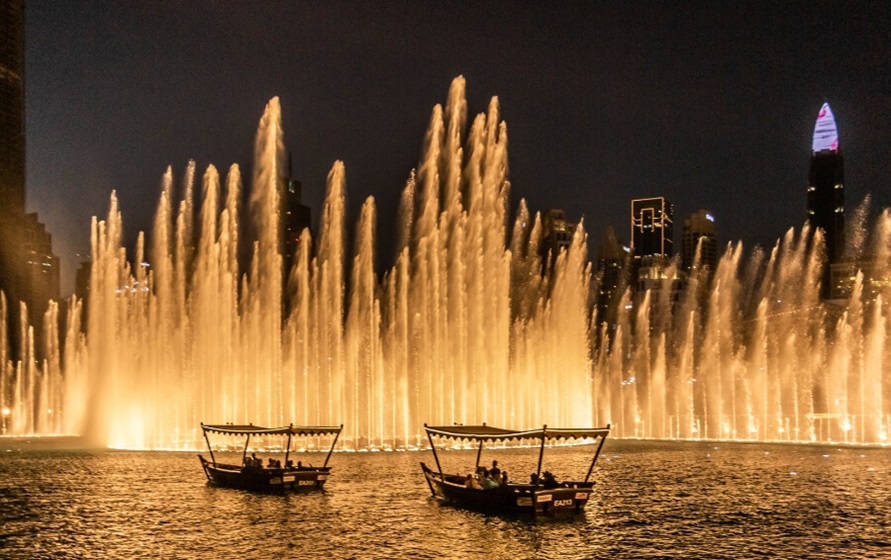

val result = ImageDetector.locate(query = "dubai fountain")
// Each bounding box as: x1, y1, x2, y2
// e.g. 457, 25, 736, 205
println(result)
0, 77, 888, 448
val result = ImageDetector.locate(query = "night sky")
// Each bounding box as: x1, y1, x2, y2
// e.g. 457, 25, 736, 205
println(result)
24, 1, 891, 294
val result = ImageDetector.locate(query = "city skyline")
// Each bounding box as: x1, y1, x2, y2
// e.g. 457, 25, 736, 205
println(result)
22, 2, 891, 293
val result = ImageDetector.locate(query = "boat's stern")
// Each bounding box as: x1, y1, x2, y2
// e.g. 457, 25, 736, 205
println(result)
531, 485, 593, 515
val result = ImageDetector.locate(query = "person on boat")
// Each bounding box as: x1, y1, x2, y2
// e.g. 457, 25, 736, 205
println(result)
499, 471, 509, 488
542, 471, 559, 489
489, 460, 501, 480
267, 458, 276, 469
530, 472, 540, 486
467, 474, 483, 490
247, 453, 260, 470
482, 478, 498, 490
285, 459, 294, 469
480, 471, 499, 490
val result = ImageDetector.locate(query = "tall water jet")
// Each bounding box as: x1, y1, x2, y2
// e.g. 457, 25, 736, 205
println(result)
44, 80, 593, 449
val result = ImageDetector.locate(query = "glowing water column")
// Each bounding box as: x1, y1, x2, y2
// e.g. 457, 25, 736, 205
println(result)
74, 78, 594, 449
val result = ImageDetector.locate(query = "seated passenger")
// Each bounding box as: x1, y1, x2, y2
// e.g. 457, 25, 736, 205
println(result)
285, 460, 294, 469
542, 471, 559, 489
499, 471, 509, 488
469, 474, 483, 490
530, 472, 540, 486
481, 475, 499, 490
247, 453, 260, 470
489, 460, 501, 480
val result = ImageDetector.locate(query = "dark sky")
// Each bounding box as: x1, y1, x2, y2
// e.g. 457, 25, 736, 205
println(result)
25, 1, 891, 294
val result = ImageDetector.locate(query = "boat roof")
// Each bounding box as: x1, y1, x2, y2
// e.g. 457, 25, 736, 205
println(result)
201, 423, 343, 437
424, 424, 610, 442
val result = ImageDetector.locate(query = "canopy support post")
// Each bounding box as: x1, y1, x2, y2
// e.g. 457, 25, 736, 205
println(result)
201, 423, 217, 467
284, 424, 293, 468
475, 439, 485, 472
425, 424, 444, 479
584, 424, 610, 483
535, 424, 548, 479
323, 424, 343, 468
243, 434, 251, 466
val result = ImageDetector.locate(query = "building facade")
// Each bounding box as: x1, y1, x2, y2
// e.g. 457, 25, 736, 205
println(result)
595, 225, 630, 335
540, 208, 575, 272
681, 209, 718, 276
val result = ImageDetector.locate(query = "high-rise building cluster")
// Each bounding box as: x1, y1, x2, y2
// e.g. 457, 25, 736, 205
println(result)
541, 100, 881, 336
0, 0, 59, 355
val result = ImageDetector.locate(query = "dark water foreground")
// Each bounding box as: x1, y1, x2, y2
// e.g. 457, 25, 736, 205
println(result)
1, 439, 888, 559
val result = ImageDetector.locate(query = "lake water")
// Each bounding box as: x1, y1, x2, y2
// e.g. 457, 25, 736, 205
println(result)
1, 439, 889, 559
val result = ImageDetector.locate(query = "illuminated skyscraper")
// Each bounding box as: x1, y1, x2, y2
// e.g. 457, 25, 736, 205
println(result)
631, 196, 673, 264
807, 103, 845, 299
630, 197, 680, 327
807, 103, 845, 265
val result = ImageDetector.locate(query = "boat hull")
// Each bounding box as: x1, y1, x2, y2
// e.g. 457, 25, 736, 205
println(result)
420, 462, 593, 516
199, 455, 329, 492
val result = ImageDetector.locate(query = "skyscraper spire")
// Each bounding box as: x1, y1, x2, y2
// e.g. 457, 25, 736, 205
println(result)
812, 102, 839, 153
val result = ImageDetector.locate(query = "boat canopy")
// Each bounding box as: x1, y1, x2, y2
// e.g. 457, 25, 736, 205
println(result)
201, 423, 343, 437
424, 424, 610, 443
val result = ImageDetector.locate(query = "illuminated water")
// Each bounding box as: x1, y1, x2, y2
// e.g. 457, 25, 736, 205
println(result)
0, 76, 889, 447
1, 440, 888, 559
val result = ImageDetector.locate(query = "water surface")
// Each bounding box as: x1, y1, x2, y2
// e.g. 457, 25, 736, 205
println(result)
1, 440, 888, 559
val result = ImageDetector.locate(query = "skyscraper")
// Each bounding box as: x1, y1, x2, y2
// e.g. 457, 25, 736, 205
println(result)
280, 152, 312, 277
0, 0, 59, 358
630, 197, 680, 328
807, 103, 845, 266
681, 209, 718, 275
0, 0, 26, 312
0, 0, 24, 217
540, 208, 574, 272
281, 176, 311, 272
595, 225, 629, 335
631, 196, 673, 265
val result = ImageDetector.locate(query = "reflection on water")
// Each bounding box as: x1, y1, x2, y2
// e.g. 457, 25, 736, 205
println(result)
1, 441, 889, 559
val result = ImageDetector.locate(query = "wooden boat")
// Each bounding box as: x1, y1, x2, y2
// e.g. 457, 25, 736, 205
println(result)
420, 423, 610, 516
198, 423, 342, 492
